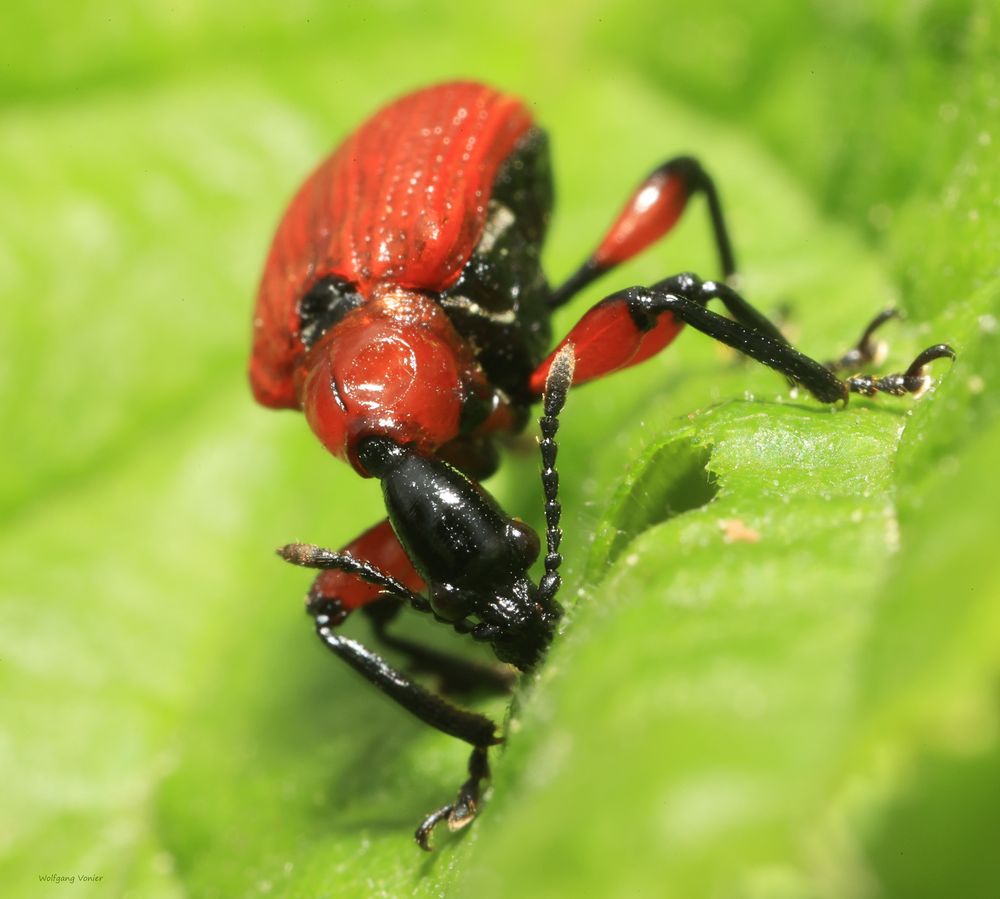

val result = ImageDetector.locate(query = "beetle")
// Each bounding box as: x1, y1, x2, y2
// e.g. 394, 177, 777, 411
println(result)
250, 81, 953, 849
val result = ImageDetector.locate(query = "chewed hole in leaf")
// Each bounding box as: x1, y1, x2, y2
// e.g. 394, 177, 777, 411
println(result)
586, 437, 717, 577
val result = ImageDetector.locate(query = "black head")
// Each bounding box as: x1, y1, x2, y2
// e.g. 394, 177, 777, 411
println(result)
358, 437, 560, 669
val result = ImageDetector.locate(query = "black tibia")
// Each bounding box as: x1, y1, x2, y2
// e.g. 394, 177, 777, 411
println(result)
416, 745, 491, 851
673, 156, 737, 280
309, 597, 500, 748
657, 273, 789, 346
550, 156, 737, 309
538, 344, 575, 604
620, 274, 954, 402
362, 598, 516, 695
828, 308, 899, 372
309, 594, 500, 851
621, 276, 846, 402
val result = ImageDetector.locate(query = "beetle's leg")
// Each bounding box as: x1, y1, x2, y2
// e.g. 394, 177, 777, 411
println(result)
362, 597, 516, 695
284, 521, 510, 692
531, 274, 954, 402
415, 745, 490, 851
826, 308, 899, 373
551, 156, 736, 308
842, 343, 957, 397
308, 595, 500, 850
308, 596, 499, 745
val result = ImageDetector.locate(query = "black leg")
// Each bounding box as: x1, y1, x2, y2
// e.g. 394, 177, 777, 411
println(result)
361, 598, 516, 695
415, 745, 490, 851
551, 156, 738, 309
655, 272, 791, 346
625, 275, 954, 402
827, 308, 899, 372
309, 597, 499, 745
842, 343, 956, 396
308, 597, 500, 850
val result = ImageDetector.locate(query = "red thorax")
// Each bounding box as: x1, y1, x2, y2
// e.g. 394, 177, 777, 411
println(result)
296, 285, 493, 474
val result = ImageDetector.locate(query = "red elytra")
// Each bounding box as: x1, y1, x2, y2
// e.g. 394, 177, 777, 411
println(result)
250, 82, 533, 412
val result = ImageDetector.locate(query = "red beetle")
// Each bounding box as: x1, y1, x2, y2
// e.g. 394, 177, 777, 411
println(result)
250, 81, 953, 849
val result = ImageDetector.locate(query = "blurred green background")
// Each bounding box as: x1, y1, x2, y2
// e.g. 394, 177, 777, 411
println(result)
2, 2, 998, 897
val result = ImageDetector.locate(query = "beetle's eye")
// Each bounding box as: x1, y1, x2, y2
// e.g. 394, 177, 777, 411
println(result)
507, 518, 540, 568
429, 583, 473, 622
298, 277, 363, 348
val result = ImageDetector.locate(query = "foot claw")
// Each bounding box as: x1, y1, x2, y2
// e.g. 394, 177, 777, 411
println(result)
829, 308, 900, 372
413, 745, 490, 851
415, 805, 453, 852
846, 341, 956, 397
905, 343, 956, 378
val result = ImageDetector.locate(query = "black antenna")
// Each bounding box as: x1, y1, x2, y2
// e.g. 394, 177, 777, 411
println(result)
537, 344, 575, 603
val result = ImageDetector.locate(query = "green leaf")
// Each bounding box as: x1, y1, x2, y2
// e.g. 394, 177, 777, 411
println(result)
4, 3, 997, 898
